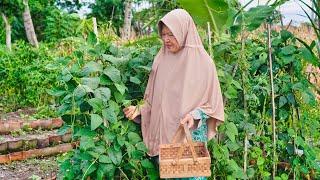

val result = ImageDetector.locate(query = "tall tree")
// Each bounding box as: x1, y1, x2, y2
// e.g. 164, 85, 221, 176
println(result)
122, 0, 133, 40
55, 0, 83, 13
1, 12, 11, 51
89, 0, 125, 36
22, 0, 39, 48
132, 0, 179, 36
0, 0, 22, 50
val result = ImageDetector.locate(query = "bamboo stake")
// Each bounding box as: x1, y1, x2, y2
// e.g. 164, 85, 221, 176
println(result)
92, 17, 99, 42
207, 22, 212, 57
267, 22, 277, 179
242, 71, 248, 174
317, 0, 320, 59
279, 7, 284, 30
238, 9, 248, 174
241, 36, 248, 175
292, 107, 296, 180
290, 67, 298, 180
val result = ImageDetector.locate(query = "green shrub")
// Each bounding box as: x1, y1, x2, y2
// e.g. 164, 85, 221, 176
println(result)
51, 35, 161, 179
0, 41, 58, 112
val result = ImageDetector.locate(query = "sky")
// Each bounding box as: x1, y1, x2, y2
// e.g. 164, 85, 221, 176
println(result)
77, 0, 314, 25
240, 0, 313, 25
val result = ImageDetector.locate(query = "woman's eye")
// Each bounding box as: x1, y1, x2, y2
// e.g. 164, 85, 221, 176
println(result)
161, 33, 174, 38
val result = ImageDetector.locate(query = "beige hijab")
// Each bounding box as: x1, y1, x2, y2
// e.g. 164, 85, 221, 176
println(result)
140, 9, 224, 156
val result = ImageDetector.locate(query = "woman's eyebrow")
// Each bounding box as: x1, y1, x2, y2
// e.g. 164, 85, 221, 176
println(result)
162, 32, 173, 35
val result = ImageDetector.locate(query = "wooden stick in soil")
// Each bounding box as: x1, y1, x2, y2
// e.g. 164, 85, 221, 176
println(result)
207, 22, 213, 57
292, 107, 296, 180
317, 0, 320, 59
279, 6, 284, 30
241, 46, 248, 175
207, 21, 216, 180
238, 9, 248, 174
242, 71, 248, 174
92, 17, 99, 42
267, 22, 277, 179
290, 68, 298, 179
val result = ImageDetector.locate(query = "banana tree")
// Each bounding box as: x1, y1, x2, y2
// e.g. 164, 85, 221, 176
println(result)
177, 0, 238, 39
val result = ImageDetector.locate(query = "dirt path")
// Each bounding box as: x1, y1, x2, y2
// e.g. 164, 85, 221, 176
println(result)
0, 156, 58, 180
0, 109, 63, 179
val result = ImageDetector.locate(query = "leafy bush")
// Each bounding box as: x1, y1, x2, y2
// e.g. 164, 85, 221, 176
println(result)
0, 41, 58, 112
210, 29, 320, 179
51, 35, 161, 179
49, 27, 320, 179
42, 8, 81, 42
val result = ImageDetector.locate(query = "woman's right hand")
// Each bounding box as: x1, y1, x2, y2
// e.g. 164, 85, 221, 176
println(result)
123, 106, 141, 120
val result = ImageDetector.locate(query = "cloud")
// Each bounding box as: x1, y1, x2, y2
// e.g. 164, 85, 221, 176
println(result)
240, 0, 313, 25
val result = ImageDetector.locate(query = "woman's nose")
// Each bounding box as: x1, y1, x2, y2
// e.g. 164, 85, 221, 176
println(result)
163, 37, 170, 43
162, 35, 170, 42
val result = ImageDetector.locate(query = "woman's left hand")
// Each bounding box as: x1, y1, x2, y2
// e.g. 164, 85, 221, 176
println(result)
180, 113, 194, 129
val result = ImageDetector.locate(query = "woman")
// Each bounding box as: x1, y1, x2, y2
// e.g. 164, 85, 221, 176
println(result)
123, 9, 224, 179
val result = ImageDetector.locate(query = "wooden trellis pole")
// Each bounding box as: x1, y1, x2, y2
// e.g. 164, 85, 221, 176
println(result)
267, 22, 277, 179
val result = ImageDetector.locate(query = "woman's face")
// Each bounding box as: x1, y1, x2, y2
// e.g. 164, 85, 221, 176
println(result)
161, 25, 181, 53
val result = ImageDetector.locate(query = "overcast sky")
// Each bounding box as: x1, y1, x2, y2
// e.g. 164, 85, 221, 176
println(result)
78, 0, 313, 25
240, 0, 313, 25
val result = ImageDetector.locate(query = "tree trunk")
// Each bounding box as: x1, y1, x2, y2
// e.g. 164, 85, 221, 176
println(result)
122, 0, 132, 40
22, 0, 38, 48
1, 13, 11, 51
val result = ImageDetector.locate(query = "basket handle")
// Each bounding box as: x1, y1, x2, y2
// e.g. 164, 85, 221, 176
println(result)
171, 123, 198, 164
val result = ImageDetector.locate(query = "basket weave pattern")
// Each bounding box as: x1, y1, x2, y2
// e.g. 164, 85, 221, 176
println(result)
159, 124, 211, 178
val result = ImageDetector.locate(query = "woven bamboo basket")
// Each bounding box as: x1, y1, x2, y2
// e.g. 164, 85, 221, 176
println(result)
159, 124, 211, 178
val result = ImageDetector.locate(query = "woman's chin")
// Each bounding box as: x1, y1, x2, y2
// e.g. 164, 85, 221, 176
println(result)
168, 48, 179, 53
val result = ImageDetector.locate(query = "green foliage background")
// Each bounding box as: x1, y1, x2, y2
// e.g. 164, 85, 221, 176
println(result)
0, 0, 319, 179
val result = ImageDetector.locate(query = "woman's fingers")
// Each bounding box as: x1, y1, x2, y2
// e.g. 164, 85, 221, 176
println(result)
123, 106, 132, 114
180, 117, 187, 124
180, 117, 190, 127
188, 118, 194, 128
124, 109, 131, 117
128, 110, 138, 120
127, 109, 135, 120
180, 114, 194, 128
127, 110, 135, 119
124, 106, 138, 120
123, 106, 136, 119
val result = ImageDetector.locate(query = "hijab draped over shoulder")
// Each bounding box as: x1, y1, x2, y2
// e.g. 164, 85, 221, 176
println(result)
140, 9, 224, 156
